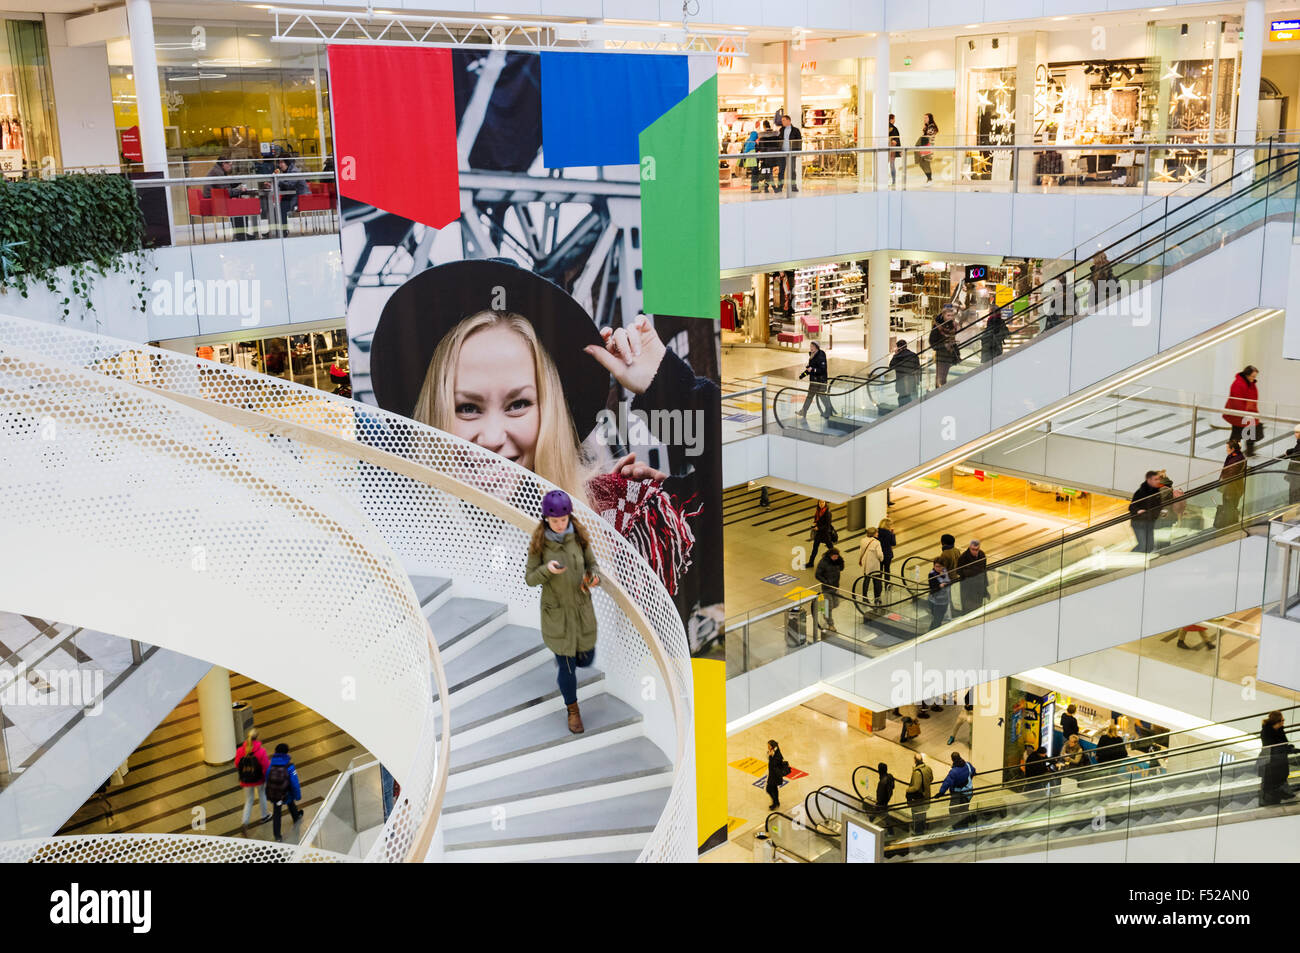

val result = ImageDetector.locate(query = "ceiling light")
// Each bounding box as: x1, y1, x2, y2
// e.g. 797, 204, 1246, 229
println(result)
966, 24, 979, 29
1150, 7, 1166, 11
1052, 15, 1069, 20
489, 14, 509, 19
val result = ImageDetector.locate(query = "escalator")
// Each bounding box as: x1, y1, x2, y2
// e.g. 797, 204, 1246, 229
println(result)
733, 152, 1296, 494
762, 705, 1300, 862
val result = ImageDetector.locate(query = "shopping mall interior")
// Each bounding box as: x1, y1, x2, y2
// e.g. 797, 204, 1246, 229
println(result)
2, 0, 1300, 885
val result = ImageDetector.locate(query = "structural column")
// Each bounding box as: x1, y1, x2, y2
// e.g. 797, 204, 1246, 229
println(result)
125, 0, 168, 173
868, 249, 891, 364
874, 31, 890, 189
197, 666, 236, 765
1235, 0, 1266, 180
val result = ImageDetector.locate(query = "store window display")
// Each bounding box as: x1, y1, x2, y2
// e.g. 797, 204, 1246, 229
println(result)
192, 326, 348, 393
957, 34, 1017, 183
0, 18, 60, 175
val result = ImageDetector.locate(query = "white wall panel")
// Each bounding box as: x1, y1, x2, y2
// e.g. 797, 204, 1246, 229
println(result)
918, 370, 992, 463
1072, 195, 1143, 254
741, 200, 794, 269
989, 327, 1070, 429
928, 0, 980, 27
897, 191, 957, 252
982, 600, 1061, 676
854, 401, 921, 489
767, 433, 800, 482
1057, 571, 1144, 658
884, 0, 929, 31
1009, 193, 1072, 258
833, 192, 877, 256
1159, 229, 1265, 350
953, 193, 1013, 256
1065, 642, 1140, 697
985, 0, 1044, 20
806, 0, 853, 29
283, 234, 346, 326
190, 241, 290, 336
1141, 538, 1241, 636
1124, 825, 1217, 863
1258, 613, 1300, 694
719, 203, 747, 272
760, 0, 806, 26
789, 195, 842, 261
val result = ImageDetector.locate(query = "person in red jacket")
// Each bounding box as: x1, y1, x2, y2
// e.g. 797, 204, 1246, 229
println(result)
235, 729, 271, 835
1223, 365, 1261, 457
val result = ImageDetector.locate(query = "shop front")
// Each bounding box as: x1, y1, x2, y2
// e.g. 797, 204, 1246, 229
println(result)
166, 323, 350, 395
0, 17, 60, 176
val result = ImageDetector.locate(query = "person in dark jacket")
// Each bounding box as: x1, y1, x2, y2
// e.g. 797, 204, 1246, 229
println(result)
906, 754, 933, 833
889, 338, 921, 406
936, 533, 959, 575
1023, 745, 1051, 792
774, 112, 802, 193
766, 739, 788, 809
525, 490, 601, 735
980, 308, 1010, 363
1128, 469, 1164, 553
1060, 704, 1079, 744
888, 114, 901, 186
797, 341, 834, 418
1259, 710, 1296, 805
927, 559, 952, 630
954, 539, 988, 616
265, 743, 304, 842
1286, 424, 1300, 505
938, 752, 976, 828
1093, 723, 1128, 767
877, 518, 897, 587
1216, 439, 1247, 529
755, 120, 780, 192
930, 308, 961, 387
1223, 365, 1261, 457
814, 547, 844, 633
805, 500, 835, 568
874, 762, 895, 817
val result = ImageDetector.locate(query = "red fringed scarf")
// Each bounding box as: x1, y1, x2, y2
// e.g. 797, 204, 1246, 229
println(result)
585, 473, 700, 596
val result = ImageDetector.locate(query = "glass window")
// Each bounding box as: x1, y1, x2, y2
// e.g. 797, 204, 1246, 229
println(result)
0, 18, 61, 174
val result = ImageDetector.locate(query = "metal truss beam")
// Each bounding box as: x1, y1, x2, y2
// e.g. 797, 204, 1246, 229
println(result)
267, 6, 748, 56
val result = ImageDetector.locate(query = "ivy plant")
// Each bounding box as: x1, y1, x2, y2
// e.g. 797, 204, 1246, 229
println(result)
0, 173, 151, 320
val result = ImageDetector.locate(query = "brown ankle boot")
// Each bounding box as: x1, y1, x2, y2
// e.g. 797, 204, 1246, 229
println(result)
566, 702, 584, 734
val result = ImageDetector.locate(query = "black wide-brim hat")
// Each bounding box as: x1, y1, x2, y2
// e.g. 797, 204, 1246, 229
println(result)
370, 259, 609, 435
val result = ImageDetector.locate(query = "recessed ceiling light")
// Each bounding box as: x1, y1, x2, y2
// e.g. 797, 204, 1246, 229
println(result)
1051, 15, 1069, 20
966, 24, 979, 29
657, 22, 671, 27
1150, 7, 1166, 11
489, 14, 509, 19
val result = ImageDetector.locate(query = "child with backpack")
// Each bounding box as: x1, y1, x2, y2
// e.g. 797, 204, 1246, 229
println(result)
265, 743, 304, 842
235, 730, 271, 836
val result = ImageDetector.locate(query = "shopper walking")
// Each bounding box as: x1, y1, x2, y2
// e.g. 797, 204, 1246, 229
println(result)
235, 729, 271, 836
1223, 365, 1262, 457
814, 547, 844, 634
980, 307, 1010, 364
755, 119, 780, 192
859, 526, 886, 604
889, 338, 921, 407
265, 742, 304, 842
877, 517, 897, 585
1215, 438, 1248, 529
906, 753, 933, 834
1089, 250, 1115, 310
930, 308, 961, 387
955, 539, 989, 616
774, 112, 802, 193
1258, 710, 1297, 806
805, 500, 836, 568
741, 127, 760, 192
888, 114, 902, 186
927, 559, 952, 630
797, 341, 834, 418
1284, 424, 1300, 505
525, 489, 601, 734
874, 762, 896, 817
938, 752, 977, 828
1128, 469, 1164, 553
916, 113, 938, 184
766, 739, 790, 809
946, 701, 973, 747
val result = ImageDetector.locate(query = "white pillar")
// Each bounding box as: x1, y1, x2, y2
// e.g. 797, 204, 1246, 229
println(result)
874, 31, 890, 189
125, 0, 167, 173
864, 489, 889, 527
1235, 0, 1266, 180
972, 679, 1007, 767
868, 249, 891, 364
197, 666, 236, 766
784, 41, 802, 125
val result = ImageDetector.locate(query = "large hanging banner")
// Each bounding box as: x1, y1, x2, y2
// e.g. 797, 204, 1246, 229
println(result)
330, 47, 723, 657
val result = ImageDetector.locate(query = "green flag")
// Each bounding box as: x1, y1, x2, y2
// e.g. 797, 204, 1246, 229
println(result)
638, 75, 719, 320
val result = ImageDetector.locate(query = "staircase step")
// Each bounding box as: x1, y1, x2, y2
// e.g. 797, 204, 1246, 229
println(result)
426, 597, 507, 653
443, 788, 669, 854
449, 693, 641, 775
443, 736, 671, 813
409, 575, 452, 607
439, 624, 546, 698
439, 658, 604, 738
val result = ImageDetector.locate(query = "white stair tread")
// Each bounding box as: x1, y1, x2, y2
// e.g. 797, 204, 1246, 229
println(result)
532, 851, 644, 863
440, 624, 545, 695
438, 658, 605, 735
409, 575, 451, 607
443, 788, 670, 850
426, 597, 507, 651
443, 736, 671, 811
450, 693, 641, 773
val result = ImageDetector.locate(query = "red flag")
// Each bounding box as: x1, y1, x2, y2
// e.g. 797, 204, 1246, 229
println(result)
327, 45, 460, 228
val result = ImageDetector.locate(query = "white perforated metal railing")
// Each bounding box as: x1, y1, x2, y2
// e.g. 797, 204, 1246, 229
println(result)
0, 313, 697, 863
0, 834, 351, 863
0, 336, 445, 863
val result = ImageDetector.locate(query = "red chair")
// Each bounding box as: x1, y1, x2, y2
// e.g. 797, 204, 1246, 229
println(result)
209, 187, 262, 240
296, 191, 334, 233
186, 187, 214, 242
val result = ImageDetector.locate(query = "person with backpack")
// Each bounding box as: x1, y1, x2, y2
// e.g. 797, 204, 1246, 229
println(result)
938, 752, 977, 829
873, 762, 896, 819
814, 546, 845, 634
235, 729, 271, 836
265, 742, 304, 842
766, 739, 790, 810
906, 753, 934, 834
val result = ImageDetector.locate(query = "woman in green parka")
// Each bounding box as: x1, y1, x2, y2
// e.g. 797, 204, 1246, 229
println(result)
525, 489, 601, 734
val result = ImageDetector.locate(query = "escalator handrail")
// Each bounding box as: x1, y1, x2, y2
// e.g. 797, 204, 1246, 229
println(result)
803, 784, 865, 834
761, 154, 1297, 408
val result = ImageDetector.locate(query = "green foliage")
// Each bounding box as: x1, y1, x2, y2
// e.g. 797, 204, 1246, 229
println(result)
0, 173, 150, 319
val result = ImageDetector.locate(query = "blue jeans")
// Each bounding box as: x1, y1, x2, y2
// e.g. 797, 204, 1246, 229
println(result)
555, 648, 596, 705
380, 765, 395, 820
1131, 520, 1155, 553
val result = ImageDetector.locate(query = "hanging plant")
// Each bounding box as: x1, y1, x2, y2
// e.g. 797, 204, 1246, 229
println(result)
0, 173, 151, 320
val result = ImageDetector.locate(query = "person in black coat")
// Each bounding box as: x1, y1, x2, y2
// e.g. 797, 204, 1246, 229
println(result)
980, 308, 1010, 363
1285, 424, 1300, 505
930, 309, 961, 387
774, 113, 802, 193
1060, 704, 1079, 745
766, 739, 788, 809
1023, 745, 1051, 792
755, 120, 780, 192
954, 539, 988, 616
1259, 711, 1297, 806
874, 762, 896, 817
1093, 723, 1128, 766
814, 547, 844, 633
1128, 469, 1163, 554
889, 338, 921, 406
798, 341, 834, 418
805, 500, 834, 569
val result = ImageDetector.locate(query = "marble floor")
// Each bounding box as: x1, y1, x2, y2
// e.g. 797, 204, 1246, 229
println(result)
702, 697, 974, 863
59, 673, 360, 845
